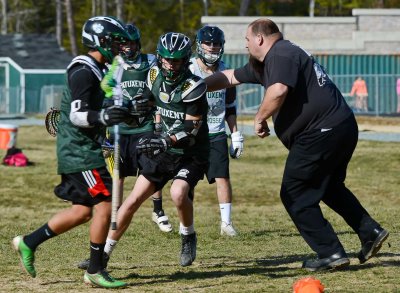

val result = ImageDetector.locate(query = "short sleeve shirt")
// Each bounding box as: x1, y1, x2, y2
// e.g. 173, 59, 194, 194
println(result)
234, 39, 352, 148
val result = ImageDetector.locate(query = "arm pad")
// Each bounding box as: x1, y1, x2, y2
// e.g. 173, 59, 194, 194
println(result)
173, 120, 203, 148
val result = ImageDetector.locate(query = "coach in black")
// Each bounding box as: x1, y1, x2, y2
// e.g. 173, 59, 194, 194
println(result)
205, 18, 389, 271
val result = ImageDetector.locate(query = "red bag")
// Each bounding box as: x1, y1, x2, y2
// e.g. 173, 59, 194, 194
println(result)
2, 147, 29, 167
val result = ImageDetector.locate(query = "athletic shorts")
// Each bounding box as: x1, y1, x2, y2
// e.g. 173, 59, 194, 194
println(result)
206, 138, 230, 184
138, 151, 207, 193
118, 131, 155, 178
54, 167, 112, 207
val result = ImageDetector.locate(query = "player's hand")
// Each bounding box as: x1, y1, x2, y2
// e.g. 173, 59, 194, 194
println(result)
137, 137, 172, 158
230, 131, 244, 159
98, 105, 131, 126
130, 94, 152, 116
254, 120, 270, 138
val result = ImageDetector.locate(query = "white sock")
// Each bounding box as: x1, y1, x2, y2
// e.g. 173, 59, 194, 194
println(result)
104, 238, 118, 256
179, 223, 195, 235
219, 203, 232, 224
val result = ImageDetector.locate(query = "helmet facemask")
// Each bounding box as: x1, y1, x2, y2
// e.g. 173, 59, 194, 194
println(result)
196, 42, 223, 67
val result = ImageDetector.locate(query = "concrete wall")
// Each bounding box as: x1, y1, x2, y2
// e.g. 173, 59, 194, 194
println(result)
201, 9, 400, 55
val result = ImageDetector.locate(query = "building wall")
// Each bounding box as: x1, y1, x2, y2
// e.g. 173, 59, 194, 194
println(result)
202, 9, 400, 55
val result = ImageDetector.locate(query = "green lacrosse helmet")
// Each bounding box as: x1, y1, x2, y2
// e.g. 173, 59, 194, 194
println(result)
82, 16, 132, 63
156, 32, 192, 84
121, 24, 141, 63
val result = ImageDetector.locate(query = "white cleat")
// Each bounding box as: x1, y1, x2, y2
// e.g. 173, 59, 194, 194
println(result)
221, 221, 237, 236
152, 211, 173, 233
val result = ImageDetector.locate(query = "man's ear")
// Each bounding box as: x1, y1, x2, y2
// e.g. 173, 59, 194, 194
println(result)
257, 34, 263, 46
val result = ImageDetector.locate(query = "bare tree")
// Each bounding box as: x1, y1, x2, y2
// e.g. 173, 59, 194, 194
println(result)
239, 0, 250, 16
92, 0, 97, 16
56, 0, 62, 46
101, 0, 107, 15
309, 0, 315, 17
1, 0, 7, 34
116, 0, 123, 20
65, 0, 78, 55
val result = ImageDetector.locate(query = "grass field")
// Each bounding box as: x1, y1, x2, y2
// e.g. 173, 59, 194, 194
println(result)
0, 120, 399, 292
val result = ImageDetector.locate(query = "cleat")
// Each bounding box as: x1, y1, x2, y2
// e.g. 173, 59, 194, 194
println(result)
180, 233, 197, 267
84, 270, 127, 288
358, 227, 389, 264
152, 211, 172, 233
12, 235, 36, 278
221, 221, 237, 236
77, 253, 109, 270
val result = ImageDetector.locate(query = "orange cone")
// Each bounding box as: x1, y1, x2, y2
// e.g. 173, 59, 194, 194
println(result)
293, 277, 324, 293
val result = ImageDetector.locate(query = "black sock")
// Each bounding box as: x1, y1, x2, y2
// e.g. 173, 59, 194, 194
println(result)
87, 242, 105, 274
152, 197, 163, 214
23, 223, 57, 251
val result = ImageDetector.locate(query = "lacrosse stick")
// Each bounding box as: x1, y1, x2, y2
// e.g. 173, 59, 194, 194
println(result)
45, 107, 61, 137
101, 55, 125, 230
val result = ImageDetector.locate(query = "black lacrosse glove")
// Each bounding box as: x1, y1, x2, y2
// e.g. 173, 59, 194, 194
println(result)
136, 136, 172, 158
98, 105, 131, 126
130, 94, 153, 116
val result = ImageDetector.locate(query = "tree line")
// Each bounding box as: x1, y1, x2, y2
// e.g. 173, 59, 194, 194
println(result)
1, 0, 399, 56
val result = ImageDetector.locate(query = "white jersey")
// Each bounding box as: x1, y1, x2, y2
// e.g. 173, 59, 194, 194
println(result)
189, 58, 231, 135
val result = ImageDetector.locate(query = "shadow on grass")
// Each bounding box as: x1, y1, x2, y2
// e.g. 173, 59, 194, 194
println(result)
113, 251, 400, 287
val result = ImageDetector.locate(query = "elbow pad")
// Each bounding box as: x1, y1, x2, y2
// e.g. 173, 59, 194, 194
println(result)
173, 120, 203, 148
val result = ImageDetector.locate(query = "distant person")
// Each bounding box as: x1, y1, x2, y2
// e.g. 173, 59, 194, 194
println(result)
12, 16, 135, 288
205, 18, 389, 272
396, 77, 400, 113
350, 76, 368, 112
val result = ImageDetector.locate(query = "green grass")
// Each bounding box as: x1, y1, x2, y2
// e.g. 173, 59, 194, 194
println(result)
1, 125, 399, 292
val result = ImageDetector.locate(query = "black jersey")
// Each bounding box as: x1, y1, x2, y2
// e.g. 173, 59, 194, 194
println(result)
234, 39, 352, 149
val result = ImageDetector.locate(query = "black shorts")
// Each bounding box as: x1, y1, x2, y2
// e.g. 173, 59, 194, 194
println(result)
54, 167, 112, 207
206, 138, 230, 184
138, 152, 207, 192
119, 131, 154, 177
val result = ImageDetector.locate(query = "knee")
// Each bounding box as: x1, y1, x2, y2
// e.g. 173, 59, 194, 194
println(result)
170, 188, 186, 207
74, 208, 92, 224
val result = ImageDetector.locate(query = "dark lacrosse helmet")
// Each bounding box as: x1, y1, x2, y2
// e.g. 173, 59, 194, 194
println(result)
82, 16, 132, 63
196, 26, 225, 66
156, 32, 192, 85
121, 24, 141, 63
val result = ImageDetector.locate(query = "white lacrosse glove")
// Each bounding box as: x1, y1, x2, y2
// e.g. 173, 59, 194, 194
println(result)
230, 131, 244, 159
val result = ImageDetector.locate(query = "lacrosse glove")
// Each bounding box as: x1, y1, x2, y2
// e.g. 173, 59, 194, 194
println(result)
98, 105, 131, 126
130, 94, 153, 116
136, 136, 172, 158
230, 131, 244, 159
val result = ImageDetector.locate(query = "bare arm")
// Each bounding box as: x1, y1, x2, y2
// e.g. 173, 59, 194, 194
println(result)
204, 69, 240, 92
254, 83, 288, 138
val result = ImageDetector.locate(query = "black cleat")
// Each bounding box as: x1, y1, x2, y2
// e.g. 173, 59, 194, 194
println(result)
77, 253, 110, 270
180, 233, 197, 267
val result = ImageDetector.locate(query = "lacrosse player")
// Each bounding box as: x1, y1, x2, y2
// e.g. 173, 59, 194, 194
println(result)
76, 23, 173, 271
12, 16, 136, 288
189, 26, 242, 236
100, 32, 209, 267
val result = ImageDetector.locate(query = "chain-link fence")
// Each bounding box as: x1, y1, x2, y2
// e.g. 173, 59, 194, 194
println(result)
1, 74, 399, 116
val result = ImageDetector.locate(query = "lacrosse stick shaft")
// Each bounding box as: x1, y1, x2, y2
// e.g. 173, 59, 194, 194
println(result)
110, 55, 125, 230
111, 125, 120, 230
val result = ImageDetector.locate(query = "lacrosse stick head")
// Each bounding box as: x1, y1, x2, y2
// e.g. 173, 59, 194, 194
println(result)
45, 107, 61, 137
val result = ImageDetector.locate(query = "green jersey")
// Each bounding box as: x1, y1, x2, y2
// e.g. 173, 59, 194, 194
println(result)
57, 55, 107, 174
146, 66, 209, 160
108, 53, 155, 135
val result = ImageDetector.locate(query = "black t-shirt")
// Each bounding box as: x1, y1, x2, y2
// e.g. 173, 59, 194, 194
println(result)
234, 39, 353, 149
